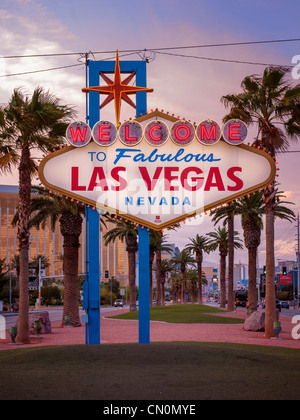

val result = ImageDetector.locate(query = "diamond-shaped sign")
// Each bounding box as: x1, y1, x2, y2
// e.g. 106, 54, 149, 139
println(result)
38, 110, 276, 231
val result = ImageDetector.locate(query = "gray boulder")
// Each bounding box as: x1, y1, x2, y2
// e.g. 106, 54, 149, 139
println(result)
243, 311, 265, 332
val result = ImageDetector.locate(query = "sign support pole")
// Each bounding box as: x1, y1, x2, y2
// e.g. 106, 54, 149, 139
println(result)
84, 57, 150, 344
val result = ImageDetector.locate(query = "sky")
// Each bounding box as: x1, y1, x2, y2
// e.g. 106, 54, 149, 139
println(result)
0, 0, 300, 267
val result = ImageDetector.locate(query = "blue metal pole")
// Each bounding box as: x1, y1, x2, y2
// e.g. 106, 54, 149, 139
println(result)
138, 226, 150, 343
85, 60, 101, 345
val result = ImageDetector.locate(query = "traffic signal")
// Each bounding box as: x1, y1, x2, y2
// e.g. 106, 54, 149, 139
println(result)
105, 270, 109, 278
263, 265, 266, 274
282, 266, 287, 275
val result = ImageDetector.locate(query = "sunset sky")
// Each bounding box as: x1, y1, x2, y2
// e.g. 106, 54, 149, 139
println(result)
1, 0, 300, 266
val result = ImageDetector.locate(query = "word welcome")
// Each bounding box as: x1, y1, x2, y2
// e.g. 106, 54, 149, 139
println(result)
66, 117, 248, 148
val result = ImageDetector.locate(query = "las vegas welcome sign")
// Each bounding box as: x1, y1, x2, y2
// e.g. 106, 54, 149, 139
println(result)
38, 109, 276, 231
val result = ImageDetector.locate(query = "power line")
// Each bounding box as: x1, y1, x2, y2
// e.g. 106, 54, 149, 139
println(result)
0, 63, 84, 78
154, 50, 293, 68
2, 37, 300, 59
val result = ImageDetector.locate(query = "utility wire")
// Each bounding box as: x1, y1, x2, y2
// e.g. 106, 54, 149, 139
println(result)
0, 63, 84, 78
154, 50, 293, 68
2, 37, 300, 59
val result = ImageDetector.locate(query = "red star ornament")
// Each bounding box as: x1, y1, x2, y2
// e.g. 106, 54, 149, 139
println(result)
82, 50, 153, 126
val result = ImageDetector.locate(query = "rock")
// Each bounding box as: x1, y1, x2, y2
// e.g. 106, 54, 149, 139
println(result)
243, 311, 265, 332
17, 311, 52, 335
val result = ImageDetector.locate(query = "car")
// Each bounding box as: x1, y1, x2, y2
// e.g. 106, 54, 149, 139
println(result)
280, 301, 289, 309
114, 299, 123, 307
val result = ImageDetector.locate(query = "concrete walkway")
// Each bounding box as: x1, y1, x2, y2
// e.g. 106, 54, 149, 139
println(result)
0, 307, 299, 350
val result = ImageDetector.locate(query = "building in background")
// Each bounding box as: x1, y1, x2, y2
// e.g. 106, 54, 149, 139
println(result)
0, 185, 128, 286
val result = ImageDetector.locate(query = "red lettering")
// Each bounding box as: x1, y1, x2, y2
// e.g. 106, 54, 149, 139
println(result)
175, 124, 190, 141
200, 124, 216, 140
149, 125, 162, 141
204, 167, 225, 191
88, 167, 109, 191
164, 167, 179, 191
139, 167, 163, 191
99, 124, 111, 142
69, 126, 87, 143
71, 167, 86, 191
180, 167, 204, 191
229, 123, 241, 140
111, 167, 127, 191
227, 167, 243, 191
125, 125, 137, 142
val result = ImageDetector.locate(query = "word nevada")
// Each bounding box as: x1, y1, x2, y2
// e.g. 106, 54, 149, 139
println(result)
65, 117, 248, 148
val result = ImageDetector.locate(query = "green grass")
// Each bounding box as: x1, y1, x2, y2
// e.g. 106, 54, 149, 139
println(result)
0, 343, 299, 400
108, 304, 245, 324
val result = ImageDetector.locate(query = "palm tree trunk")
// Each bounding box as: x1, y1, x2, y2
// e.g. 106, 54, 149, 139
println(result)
265, 211, 276, 338
248, 248, 258, 314
220, 255, 226, 309
156, 250, 162, 306
16, 144, 31, 344
196, 252, 203, 304
227, 216, 235, 311
128, 249, 136, 311
149, 250, 154, 306
62, 234, 81, 327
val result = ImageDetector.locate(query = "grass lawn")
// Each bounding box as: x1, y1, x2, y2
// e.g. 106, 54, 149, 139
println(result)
0, 342, 299, 400
108, 304, 245, 324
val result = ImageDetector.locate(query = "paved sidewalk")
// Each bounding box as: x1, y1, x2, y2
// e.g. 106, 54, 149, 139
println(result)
0, 307, 299, 350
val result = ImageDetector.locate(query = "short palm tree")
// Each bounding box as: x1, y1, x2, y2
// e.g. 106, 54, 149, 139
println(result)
104, 216, 138, 311
185, 234, 209, 304
150, 231, 173, 306
0, 87, 74, 343
170, 249, 195, 304
207, 227, 243, 308
221, 66, 300, 337
25, 186, 85, 327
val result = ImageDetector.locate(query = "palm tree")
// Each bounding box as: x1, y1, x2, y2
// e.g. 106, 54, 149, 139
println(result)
159, 259, 175, 305
170, 249, 195, 304
150, 231, 173, 306
104, 216, 138, 311
236, 192, 265, 314
0, 87, 74, 343
185, 234, 209, 305
221, 66, 300, 337
25, 186, 85, 327
207, 227, 243, 308
210, 202, 238, 311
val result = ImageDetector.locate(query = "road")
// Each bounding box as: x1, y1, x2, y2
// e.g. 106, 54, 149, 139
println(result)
1, 305, 129, 330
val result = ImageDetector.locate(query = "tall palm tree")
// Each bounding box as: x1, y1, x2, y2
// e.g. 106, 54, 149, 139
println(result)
207, 227, 243, 308
23, 186, 85, 326
236, 192, 265, 314
222, 66, 300, 336
236, 190, 295, 314
170, 249, 195, 304
0, 87, 74, 343
185, 234, 209, 305
210, 202, 238, 311
104, 216, 138, 311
